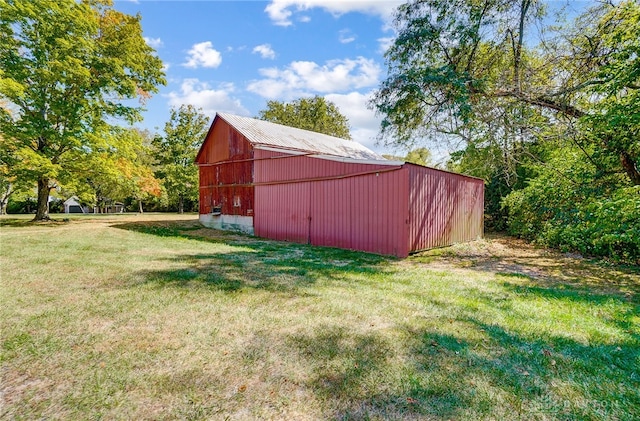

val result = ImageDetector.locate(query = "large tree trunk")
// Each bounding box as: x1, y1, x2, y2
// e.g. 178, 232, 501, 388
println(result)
138, 199, 144, 213
178, 195, 184, 214
34, 177, 51, 221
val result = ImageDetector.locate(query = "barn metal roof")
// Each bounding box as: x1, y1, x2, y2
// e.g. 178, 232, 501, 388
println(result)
216, 113, 387, 161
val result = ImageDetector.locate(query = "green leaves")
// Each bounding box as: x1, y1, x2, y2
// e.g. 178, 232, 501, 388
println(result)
0, 0, 166, 219
258, 96, 352, 140
502, 146, 640, 263
372, 0, 640, 260
153, 105, 209, 212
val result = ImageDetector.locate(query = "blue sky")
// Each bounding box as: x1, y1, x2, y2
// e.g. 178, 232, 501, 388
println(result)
113, 1, 590, 159
113, 0, 404, 155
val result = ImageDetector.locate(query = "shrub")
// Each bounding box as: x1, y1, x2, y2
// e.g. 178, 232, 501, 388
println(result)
503, 148, 639, 264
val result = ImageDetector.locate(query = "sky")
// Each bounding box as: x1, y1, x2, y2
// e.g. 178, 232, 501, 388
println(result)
113, 0, 590, 160
113, 0, 406, 156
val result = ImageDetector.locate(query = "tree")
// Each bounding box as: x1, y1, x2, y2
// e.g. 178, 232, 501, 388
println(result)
372, 0, 548, 185
371, 0, 639, 260
0, 134, 16, 214
383, 147, 432, 166
153, 105, 209, 214
127, 129, 163, 213
371, 0, 639, 186
258, 96, 352, 139
0, 0, 166, 220
502, 143, 640, 263
572, 1, 640, 185
404, 147, 432, 166
76, 127, 161, 213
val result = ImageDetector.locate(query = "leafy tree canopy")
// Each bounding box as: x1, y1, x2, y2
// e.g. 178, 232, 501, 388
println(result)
153, 104, 209, 214
383, 147, 433, 166
72, 127, 162, 212
371, 0, 640, 185
0, 0, 166, 220
371, 0, 640, 261
258, 96, 352, 139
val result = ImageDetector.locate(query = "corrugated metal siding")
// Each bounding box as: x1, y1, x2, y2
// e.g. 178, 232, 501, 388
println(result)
254, 149, 397, 183
254, 182, 311, 244
254, 156, 409, 257
323, 169, 408, 257
407, 164, 484, 252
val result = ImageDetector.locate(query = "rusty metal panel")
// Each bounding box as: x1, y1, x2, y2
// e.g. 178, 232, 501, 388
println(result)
407, 164, 484, 252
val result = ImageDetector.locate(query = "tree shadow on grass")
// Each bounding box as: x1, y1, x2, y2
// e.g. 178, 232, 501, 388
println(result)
285, 319, 639, 420
283, 272, 640, 420
112, 220, 640, 419
463, 319, 640, 420
496, 279, 640, 346
112, 220, 393, 294
285, 325, 442, 420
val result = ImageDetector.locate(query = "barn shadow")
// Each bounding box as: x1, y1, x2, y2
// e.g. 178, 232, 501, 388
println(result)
111, 219, 393, 294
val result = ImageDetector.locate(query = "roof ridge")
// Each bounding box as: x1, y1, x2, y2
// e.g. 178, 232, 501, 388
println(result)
215, 112, 385, 161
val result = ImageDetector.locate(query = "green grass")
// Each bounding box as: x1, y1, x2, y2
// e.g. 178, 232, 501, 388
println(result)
1, 214, 638, 420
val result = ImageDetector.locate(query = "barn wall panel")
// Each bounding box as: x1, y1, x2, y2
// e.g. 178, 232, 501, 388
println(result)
407, 165, 483, 252
198, 118, 254, 216
345, 169, 409, 257
255, 166, 409, 257
254, 182, 311, 244
254, 149, 395, 183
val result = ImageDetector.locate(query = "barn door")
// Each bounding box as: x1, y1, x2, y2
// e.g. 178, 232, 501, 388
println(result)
254, 182, 311, 244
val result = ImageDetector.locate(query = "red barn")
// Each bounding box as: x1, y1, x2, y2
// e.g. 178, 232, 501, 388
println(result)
195, 113, 484, 257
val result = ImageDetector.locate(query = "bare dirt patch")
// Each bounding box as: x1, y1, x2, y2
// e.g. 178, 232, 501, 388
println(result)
411, 233, 640, 300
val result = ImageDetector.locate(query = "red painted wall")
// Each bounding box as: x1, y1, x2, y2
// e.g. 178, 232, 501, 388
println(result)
407, 164, 484, 252
254, 155, 409, 257
197, 117, 254, 216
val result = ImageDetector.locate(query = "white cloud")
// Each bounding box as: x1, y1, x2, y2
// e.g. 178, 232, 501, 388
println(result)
144, 37, 163, 49
325, 91, 381, 150
377, 36, 395, 54
265, 0, 402, 26
338, 29, 356, 44
167, 79, 249, 116
183, 41, 222, 69
326, 91, 376, 128
252, 44, 276, 60
247, 57, 380, 99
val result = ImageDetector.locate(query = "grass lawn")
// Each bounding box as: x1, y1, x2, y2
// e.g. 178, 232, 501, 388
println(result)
1, 214, 638, 420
